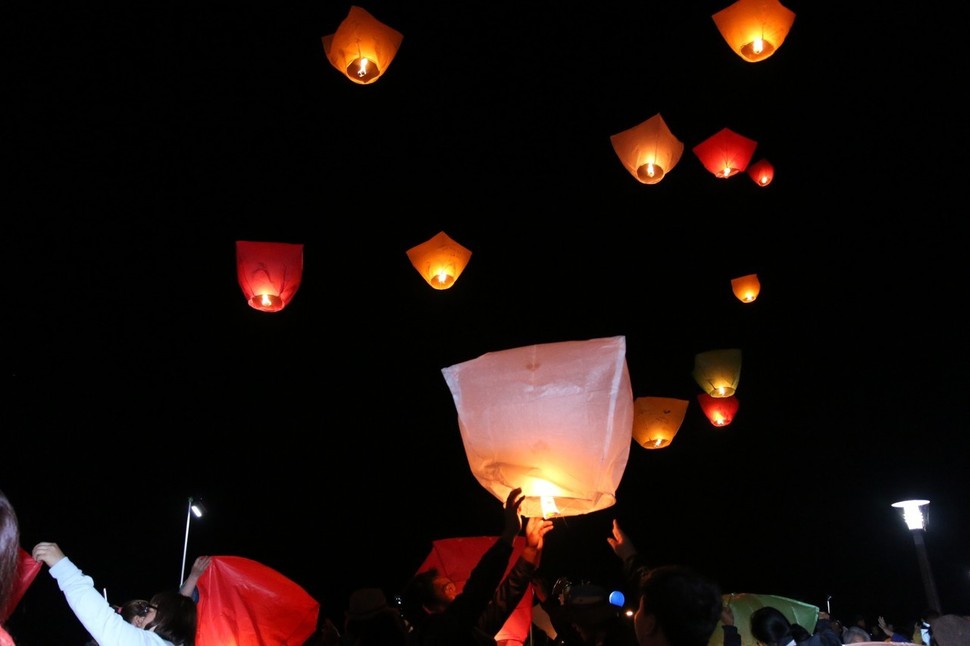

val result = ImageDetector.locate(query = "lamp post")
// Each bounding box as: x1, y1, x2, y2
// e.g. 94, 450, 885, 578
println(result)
891, 499, 941, 612
180, 496, 206, 586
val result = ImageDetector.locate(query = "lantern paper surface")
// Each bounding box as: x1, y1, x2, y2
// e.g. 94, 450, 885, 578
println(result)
692, 128, 758, 178
708, 593, 818, 646
697, 393, 739, 427
442, 336, 634, 518
407, 231, 472, 290
322, 6, 403, 85
610, 113, 684, 185
0, 548, 41, 622
236, 240, 304, 312
731, 273, 761, 303
196, 556, 319, 646
747, 159, 774, 186
417, 536, 532, 643
712, 0, 796, 63
632, 396, 689, 449
692, 348, 742, 397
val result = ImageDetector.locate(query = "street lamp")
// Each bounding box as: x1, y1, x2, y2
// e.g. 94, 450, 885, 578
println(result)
891, 499, 941, 612
181, 496, 206, 587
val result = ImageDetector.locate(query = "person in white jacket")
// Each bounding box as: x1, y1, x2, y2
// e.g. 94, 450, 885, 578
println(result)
31, 542, 196, 646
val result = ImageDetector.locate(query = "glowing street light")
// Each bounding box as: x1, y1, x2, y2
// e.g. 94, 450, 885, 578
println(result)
181, 496, 206, 587
891, 499, 941, 613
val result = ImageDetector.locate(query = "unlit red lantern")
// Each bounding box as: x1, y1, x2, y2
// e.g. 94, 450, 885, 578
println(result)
235, 241, 304, 313
609, 113, 684, 185
697, 393, 739, 427
693, 128, 758, 178
731, 273, 761, 303
692, 348, 742, 397
442, 336, 633, 519
322, 6, 402, 85
747, 159, 775, 186
712, 0, 796, 63
406, 231, 472, 290
632, 396, 689, 449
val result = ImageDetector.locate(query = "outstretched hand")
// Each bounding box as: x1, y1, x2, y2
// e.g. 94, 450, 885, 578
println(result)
524, 516, 554, 550
501, 487, 525, 543
606, 519, 638, 561
32, 542, 66, 568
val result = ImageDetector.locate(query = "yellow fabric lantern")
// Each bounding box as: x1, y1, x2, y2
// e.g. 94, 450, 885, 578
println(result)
442, 336, 634, 519
731, 273, 761, 303
712, 0, 796, 63
708, 593, 819, 646
322, 6, 403, 85
406, 231, 472, 290
610, 113, 684, 185
632, 396, 689, 449
692, 349, 742, 397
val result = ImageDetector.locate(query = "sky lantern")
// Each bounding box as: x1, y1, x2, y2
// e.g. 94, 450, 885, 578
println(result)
731, 273, 761, 303
707, 594, 818, 646
712, 0, 796, 63
632, 396, 689, 449
692, 348, 742, 397
235, 240, 304, 313
747, 158, 775, 186
697, 393, 739, 427
609, 113, 684, 185
406, 231, 472, 290
417, 536, 533, 643
442, 336, 634, 519
692, 128, 758, 178
322, 6, 403, 85
196, 556, 319, 646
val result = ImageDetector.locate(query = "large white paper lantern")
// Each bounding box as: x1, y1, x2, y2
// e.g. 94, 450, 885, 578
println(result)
441, 336, 634, 519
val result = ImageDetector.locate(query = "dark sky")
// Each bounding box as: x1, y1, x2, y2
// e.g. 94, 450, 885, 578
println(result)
6, 0, 970, 643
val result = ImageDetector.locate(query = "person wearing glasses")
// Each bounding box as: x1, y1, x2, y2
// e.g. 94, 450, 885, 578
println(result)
31, 542, 197, 646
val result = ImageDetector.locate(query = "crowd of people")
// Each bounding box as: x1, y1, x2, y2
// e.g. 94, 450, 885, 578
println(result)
2, 487, 968, 646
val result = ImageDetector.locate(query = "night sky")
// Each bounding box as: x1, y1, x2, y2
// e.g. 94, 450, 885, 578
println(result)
6, 0, 969, 643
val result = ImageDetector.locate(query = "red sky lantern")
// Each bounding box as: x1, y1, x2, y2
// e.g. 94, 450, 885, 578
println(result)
747, 158, 775, 186
322, 6, 403, 85
235, 240, 304, 313
697, 393, 739, 427
692, 128, 758, 178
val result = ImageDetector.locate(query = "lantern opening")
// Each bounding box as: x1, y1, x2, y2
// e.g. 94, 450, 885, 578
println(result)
347, 57, 381, 82
250, 293, 284, 312
636, 163, 665, 183
740, 38, 775, 61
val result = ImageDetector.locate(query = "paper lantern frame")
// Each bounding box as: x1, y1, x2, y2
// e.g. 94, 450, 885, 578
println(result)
235, 240, 304, 313
632, 396, 689, 449
712, 0, 796, 63
692, 348, 742, 397
406, 231, 472, 290
692, 128, 758, 178
610, 113, 684, 185
322, 6, 403, 85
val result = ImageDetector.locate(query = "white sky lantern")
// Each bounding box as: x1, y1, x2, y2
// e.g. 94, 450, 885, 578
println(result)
442, 336, 634, 519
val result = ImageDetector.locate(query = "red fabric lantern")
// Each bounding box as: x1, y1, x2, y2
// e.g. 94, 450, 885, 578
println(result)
417, 536, 532, 643
196, 556, 319, 646
697, 393, 739, 427
236, 240, 304, 312
0, 548, 41, 622
692, 128, 758, 178
322, 6, 403, 85
747, 158, 774, 186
